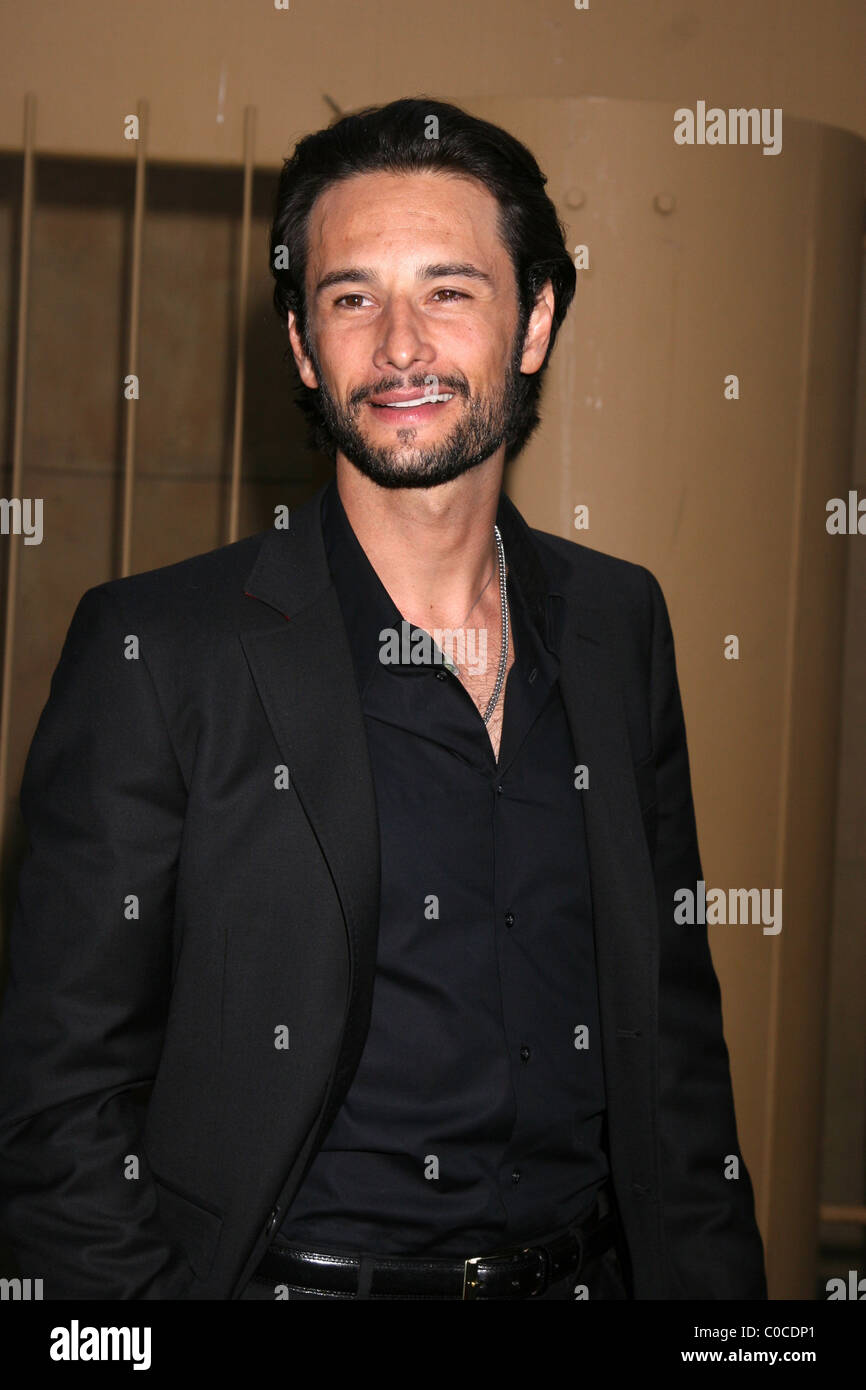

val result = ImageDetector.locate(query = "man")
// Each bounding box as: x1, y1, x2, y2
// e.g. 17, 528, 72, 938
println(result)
0, 96, 766, 1300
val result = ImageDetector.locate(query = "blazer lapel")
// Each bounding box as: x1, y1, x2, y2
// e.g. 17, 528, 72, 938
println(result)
555, 601, 660, 1207
239, 487, 381, 1072
556, 607, 658, 1023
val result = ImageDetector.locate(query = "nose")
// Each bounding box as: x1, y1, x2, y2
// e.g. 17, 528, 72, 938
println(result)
372, 298, 436, 376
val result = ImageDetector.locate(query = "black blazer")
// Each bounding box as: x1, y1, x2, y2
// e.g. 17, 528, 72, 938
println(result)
0, 480, 767, 1300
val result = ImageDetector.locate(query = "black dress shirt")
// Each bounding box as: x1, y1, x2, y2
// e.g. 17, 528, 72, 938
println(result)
277, 478, 609, 1255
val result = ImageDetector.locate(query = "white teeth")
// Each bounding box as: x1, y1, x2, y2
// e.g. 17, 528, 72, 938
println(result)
380, 394, 453, 407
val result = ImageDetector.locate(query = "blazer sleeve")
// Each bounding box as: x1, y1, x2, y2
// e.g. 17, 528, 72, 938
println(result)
644, 566, 768, 1299
0, 584, 195, 1299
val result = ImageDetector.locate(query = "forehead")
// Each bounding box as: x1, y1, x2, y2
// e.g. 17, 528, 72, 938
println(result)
304, 168, 507, 272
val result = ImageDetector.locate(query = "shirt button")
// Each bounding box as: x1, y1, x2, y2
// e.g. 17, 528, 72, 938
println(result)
511, 1169, 521, 1184
504, 912, 515, 928
496, 784, 504, 796
435, 669, 448, 681
520, 1045, 531, 1062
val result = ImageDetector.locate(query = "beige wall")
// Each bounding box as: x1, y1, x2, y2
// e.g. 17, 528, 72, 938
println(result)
1, 1, 865, 163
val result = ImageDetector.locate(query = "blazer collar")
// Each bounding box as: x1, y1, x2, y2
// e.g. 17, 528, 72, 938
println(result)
242, 475, 568, 649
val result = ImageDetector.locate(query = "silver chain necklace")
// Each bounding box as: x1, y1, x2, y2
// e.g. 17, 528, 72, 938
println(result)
482, 525, 509, 726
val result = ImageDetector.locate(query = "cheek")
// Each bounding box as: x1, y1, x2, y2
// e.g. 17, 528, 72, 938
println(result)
316, 324, 374, 388
463, 317, 515, 369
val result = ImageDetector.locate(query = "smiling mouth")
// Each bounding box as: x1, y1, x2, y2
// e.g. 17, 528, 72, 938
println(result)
370, 393, 454, 408
367, 392, 457, 425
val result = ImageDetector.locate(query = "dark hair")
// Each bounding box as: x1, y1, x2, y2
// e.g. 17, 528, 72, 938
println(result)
268, 96, 576, 463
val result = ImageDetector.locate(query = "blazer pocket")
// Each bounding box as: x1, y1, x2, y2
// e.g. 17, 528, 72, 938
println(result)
632, 754, 658, 858
153, 1172, 224, 1281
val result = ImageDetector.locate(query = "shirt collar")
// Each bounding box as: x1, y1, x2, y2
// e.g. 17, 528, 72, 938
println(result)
320, 475, 564, 697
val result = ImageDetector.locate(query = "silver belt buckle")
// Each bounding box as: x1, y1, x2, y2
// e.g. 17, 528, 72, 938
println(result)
462, 1245, 547, 1300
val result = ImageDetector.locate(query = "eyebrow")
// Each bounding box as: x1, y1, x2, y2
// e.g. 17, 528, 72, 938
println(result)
314, 262, 494, 296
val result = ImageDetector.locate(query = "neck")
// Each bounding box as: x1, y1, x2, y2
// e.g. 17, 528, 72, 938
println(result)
335, 454, 505, 631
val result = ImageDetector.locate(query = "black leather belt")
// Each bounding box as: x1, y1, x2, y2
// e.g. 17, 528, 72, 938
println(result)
251, 1185, 617, 1299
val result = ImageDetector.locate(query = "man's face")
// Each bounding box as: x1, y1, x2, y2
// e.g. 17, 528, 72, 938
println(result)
287, 169, 550, 489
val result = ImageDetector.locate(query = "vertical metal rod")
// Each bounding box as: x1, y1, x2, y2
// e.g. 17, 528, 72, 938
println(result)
228, 105, 256, 544
120, 99, 148, 578
0, 92, 37, 903
761, 180, 818, 1278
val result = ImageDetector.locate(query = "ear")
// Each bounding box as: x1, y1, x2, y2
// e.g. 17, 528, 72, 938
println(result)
287, 310, 319, 389
519, 278, 555, 374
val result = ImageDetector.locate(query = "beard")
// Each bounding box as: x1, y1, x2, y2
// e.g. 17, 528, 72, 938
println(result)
302, 325, 527, 490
